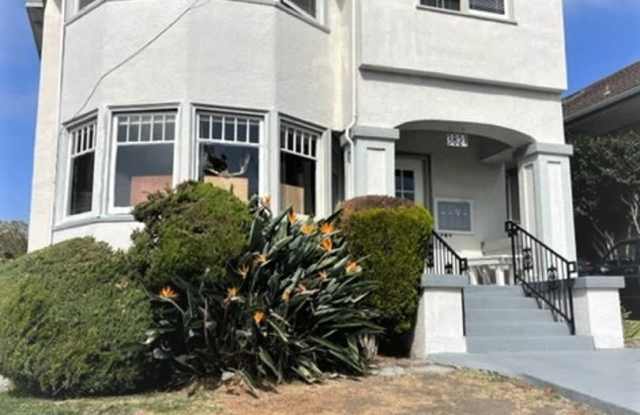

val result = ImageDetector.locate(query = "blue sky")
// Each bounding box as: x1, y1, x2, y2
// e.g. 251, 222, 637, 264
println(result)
1, 1, 640, 222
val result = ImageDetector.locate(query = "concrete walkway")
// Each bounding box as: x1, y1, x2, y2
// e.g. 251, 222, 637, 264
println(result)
431, 350, 640, 415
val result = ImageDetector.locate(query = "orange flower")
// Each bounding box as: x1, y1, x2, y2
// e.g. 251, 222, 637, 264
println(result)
238, 264, 250, 279
159, 286, 178, 299
254, 254, 268, 266
225, 287, 240, 304
320, 222, 335, 235
301, 224, 316, 235
346, 260, 362, 274
261, 195, 272, 207
320, 238, 333, 252
288, 210, 298, 224
254, 310, 266, 326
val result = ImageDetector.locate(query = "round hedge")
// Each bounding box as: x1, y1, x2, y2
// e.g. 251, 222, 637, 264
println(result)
341, 198, 433, 339
0, 238, 155, 397
129, 181, 252, 290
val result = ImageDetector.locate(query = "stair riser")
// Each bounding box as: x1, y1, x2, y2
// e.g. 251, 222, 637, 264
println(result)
465, 323, 571, 337
466, 336, 594, 353
466, 309, 553, 324
464, 287, 523, 297
464, 297, 538, 310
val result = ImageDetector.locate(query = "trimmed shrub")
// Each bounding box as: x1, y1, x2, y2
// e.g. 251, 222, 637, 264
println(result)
129, 181, 252, 290
341, 198, 433, 340
145, 198, 381, 390
0, 238, 155, 397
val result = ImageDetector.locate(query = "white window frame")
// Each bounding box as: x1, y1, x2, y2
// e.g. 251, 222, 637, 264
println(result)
194, 109, 266, 199
76, 0, 100, 12
418, 0, 512, 20
64, 118, 98, 220
108, 110, 179, 215
435, 197, 475, 235
279, 118, 323, 216
281, 0, 325, 24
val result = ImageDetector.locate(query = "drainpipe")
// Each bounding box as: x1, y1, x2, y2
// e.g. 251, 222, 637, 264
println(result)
344, 0, 358, 199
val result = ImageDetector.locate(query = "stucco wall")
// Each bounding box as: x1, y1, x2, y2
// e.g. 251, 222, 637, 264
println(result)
359, 0, 567, 91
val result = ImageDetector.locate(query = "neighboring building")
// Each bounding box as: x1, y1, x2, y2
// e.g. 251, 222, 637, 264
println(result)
26, 0, 576, 263
564, 61, 640, 136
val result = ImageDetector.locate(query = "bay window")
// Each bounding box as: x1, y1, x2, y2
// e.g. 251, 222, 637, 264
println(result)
280, 121, 319, 216
113, 112, 176, 209
67, 120, 96, 216
197, 111, 261, 202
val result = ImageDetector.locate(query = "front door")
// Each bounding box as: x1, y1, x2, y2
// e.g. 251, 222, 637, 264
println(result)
395, 157, 426, 206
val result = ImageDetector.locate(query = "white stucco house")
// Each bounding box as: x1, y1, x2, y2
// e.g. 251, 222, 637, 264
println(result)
25, 0, 627, 354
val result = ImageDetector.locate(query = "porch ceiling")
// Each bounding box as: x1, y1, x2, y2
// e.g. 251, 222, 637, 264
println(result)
397, 120, 534, 149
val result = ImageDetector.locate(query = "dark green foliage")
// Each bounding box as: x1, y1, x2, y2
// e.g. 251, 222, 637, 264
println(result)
341, 201, 433, 337
570, 129, 640, 259
0, 238, 155, 397
145, 198, 381, 390
0, 221, 28, 262
129, 181, 252, 290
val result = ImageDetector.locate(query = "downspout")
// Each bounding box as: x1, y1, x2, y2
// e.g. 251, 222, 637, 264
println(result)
344, 0, 358, 198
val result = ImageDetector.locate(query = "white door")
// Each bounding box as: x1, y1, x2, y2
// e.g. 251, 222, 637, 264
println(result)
395, 158, 425, 206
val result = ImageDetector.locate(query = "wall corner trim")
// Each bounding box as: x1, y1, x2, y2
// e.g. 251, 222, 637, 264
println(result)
352, 125, 400, 141
522, 143, 574, 158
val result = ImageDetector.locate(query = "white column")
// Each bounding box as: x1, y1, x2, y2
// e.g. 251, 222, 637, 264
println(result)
411, 276, 468, 358
573, 276, 626, 349
518, 143, 577, 261
495, 267, 506, 286
350, 126, 399, 197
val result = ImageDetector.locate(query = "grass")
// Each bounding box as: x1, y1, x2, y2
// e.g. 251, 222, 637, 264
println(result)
0, 389, 220, 415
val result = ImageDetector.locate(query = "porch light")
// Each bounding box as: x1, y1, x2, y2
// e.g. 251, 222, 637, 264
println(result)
446, 133, 469, 148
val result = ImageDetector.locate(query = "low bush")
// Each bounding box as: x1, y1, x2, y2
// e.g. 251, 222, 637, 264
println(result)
129, 181, 252, 290
145, 198, 381, 390
0, 238, 156, 397
340, 197, 433, 342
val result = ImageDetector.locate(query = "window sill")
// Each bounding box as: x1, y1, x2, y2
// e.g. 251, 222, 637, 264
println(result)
416, 5, 517, 26
54, 214, 136, 232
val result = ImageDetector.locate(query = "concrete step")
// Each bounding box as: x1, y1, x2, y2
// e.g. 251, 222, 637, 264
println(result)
465, 308, 554, 324
464, 296, 538, 310
465, 322, 571, 337
464, 286, 523, 297
466, 336, 594, 353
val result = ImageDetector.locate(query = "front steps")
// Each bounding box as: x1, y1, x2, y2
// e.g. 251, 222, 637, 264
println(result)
464, 286, 594, 353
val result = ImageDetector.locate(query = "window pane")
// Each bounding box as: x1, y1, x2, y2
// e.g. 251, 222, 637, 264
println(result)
165, 117, 175, 142
469, 0, 505, 14
115, 143, 174, 207
289, 0, 316, 17
420, 0, 460, 11
249, 120, 260, 144
199, 143, 260, 201
281, 152, 316, 216
69, 152, 94, 215
153, 116, 164, 142
438, 201, 472, 232
117, 119, 128, 143
199, 115, 210, 140
224, 118, 235, 141
212, 116, 223, 139
395, 170, 402, 191
403, 170, 415, 191
140, 116, 152, 142
237, 119, 248, 142
129, 116, 140, 142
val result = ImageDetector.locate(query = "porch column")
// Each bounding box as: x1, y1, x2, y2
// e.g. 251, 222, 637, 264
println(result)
517, 143, 577, 261
346, 126, 399, 197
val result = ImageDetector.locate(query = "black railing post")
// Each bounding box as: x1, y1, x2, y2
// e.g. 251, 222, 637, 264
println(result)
426, 231, 468, 276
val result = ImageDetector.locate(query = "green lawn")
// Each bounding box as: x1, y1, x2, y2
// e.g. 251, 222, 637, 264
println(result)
0, 389, 220, 415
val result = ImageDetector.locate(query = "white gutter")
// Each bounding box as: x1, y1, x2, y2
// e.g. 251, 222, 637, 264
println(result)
344, 0, 358, 198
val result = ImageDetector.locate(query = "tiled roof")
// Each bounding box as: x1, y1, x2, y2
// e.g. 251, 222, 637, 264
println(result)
563, 61, 640, 120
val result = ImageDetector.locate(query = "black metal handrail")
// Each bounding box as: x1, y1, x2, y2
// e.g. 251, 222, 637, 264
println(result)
505, 221, 577, 334
426, 231, 469, 275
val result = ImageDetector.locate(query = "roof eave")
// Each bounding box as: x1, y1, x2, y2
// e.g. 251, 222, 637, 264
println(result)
26, 0, 45, 58
564, 85, 640, 124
